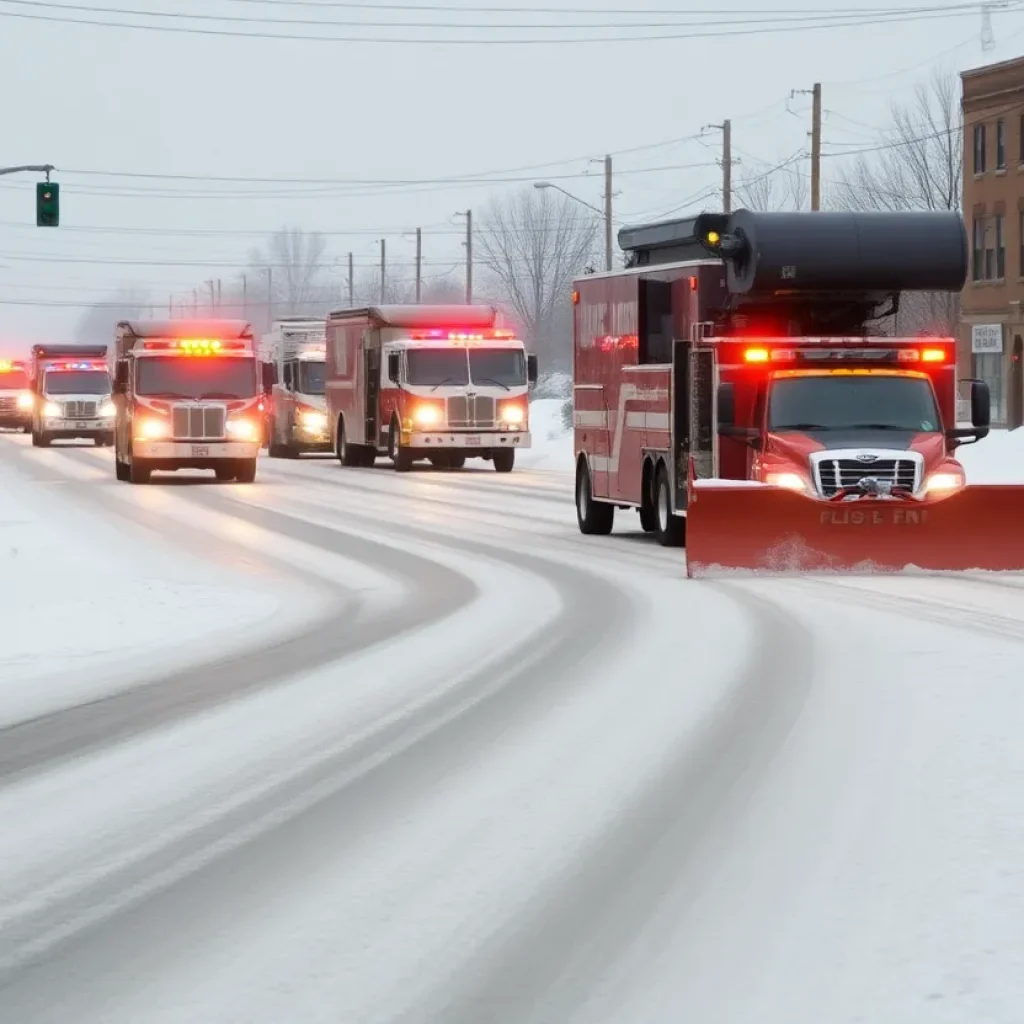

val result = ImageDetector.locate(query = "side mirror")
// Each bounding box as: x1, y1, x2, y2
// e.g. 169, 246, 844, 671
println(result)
261, 361, 278, 392
717, 381, 736, 429
113, 363, 128, 393
971, 379, 991, 429
527, 354, 538, 387
387, 352, 401, 383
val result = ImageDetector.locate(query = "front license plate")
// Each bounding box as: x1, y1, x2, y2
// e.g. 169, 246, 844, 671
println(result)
75, 421, 90, 430
191, 445, 210, 457
465, 435, 481, 446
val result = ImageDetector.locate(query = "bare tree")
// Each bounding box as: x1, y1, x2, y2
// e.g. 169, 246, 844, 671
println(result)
833, 70, 962, 335
248, 228, 328, 319
734, 163, 782, 211
734, 154, 810, 212
476, 186, 599, 370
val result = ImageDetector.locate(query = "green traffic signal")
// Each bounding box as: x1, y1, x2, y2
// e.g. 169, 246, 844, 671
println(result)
36, 181, 59, 227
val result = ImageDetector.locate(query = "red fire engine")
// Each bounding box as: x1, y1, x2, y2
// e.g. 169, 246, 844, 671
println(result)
325, 305, 538, 472
28, 344, 114, 447
0, 359, 33, 432
571, 209, 1021, 575
112, 319, 274, 485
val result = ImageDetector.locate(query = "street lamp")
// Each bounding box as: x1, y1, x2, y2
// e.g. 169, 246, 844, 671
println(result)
534, 180, 611, 270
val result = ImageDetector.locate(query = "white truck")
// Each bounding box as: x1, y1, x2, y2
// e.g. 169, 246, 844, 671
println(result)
259, 317, 330, 457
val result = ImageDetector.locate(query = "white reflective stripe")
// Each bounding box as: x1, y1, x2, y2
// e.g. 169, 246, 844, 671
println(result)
624, 411, 645, 429
646, 412, 670, 431
574, 410, 608, 428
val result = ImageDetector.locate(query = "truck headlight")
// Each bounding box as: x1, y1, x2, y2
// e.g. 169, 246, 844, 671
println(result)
923, 471, 965, 495
100, 400, 116, 418
226, 418, 258, 440
16, 391, 33, 410
43, 401, 61, 417
299, 411, 327, 431
499, 402, 525, 425
136, 417, 170, 440
412, 403, 442, 426
765, 471, 809, 492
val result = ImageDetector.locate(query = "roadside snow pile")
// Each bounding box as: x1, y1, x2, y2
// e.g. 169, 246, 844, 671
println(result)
958, 427, 1024, 484
530, 370, 571, 400
0, 460, 287, 727
520, 397, 574, 472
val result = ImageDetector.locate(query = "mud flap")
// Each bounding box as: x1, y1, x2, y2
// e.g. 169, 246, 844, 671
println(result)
685, 483, 1024, 576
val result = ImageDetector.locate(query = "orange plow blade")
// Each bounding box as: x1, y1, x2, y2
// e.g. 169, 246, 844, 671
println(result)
685, 483, 1024, 577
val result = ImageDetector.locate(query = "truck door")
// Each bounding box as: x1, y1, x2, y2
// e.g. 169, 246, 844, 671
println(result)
364, 342, 380, 447
671, 338, 690, 512
688, 347, 717, 484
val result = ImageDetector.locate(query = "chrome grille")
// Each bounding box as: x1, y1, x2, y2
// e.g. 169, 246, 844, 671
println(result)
63, 400, 99, 419
446, 395, 496, 428
816, 457, 917, 497
171, 403, 226, 440
0, 396, 17, 415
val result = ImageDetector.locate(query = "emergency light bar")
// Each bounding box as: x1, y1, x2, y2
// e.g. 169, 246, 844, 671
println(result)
0, 360, 24, 372
142, 339, 247, 353
407, 328, 518, 341
743, 344, 950, 365
48, 360, 106, 371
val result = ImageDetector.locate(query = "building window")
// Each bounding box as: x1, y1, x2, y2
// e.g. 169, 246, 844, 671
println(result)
997, 120, 1006, 169
974, 123, 987, 173
996, 213, 1006, 278
976, 352, 1006, 424
974, 217, 985, 281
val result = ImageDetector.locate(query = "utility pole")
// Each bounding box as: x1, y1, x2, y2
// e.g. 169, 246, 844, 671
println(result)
380, 238, 386, 303
265, 267, 273, 324
415, 227, 422, 303
242, 274, 247, 317
722, 120, 732, 213
169, 297, 173, 318
206, 280, 215, 314
810, 82, 822, 211
192, 288, 198, 314
347, 252, 354, 306
216, 279, 222, 312
603, 155, 613, 270
465, 210, 473, 303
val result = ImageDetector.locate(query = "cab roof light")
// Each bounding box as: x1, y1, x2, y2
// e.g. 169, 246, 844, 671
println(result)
744, 347, 770, 363
141, 338, 247, 353
48, 360, 105, 371
920, 347, 947, 363
0, 360, 22, 372
407, 328, 518, 342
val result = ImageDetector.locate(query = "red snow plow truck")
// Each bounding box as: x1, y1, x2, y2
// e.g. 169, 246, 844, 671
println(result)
572, 208, 1022, 575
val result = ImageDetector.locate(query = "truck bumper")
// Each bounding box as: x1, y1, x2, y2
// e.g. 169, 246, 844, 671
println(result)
290, 424, 332, 451
133, 440, 260, 463
43, 417, 115, 438
406, 430, 531, 451
0, 415, 31, 430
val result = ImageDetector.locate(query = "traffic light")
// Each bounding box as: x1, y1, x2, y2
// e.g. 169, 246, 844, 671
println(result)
36, 181, 59, 227
694, 213, 730, 255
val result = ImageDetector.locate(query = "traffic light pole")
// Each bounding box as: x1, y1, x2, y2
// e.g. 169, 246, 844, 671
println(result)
0, 164, 53, 178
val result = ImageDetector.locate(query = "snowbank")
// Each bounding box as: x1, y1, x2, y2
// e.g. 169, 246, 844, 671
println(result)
0, 460, 291, 726
520, 397, 573, 472
958, 427, 1024, 484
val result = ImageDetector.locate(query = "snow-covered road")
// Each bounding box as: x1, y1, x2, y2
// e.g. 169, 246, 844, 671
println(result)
2, 431, 1024, 1023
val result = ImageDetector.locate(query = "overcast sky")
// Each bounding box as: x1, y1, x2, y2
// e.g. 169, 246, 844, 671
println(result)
2, 0, 1023, 349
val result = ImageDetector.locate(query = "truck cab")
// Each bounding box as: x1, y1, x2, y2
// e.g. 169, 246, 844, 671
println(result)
0, 360, 33, 433
29, 345, 114, 448
714, 337, 990, 500
260, 317, 330, 457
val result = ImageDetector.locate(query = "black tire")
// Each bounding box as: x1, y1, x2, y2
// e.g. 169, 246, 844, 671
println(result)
493, 450, 515, 473
639, 505, 657, 532
129, 456, 151, 485
115, 456, 129, 481
576, 459, 614, 535
338, 419, 363, 467
390, 420, 413, 472
21, 424, 31, 435
448, 455, 466, 470
215, 465, 236, 482
654, 465, 686, 547
234, 458, 257, 484
429, 454, 449, 469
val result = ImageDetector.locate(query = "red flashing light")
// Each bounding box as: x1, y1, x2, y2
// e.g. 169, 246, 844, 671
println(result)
920, 347, 947, 363
744, 347, 770, 363
142, 339, 247, 354
572, 290, 580, 305
0, 360, 23, 373
407, 328, 518, 343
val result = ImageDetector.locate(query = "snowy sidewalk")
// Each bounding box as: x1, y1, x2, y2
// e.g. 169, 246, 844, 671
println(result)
0, 459, 291, 728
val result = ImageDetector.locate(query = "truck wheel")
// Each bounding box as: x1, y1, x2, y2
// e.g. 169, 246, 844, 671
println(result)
493, 450, 515, 473
215, 465, 235, 482
129, 457, 151, 485
390, 421, 413, 473
115, 456, 129, 482
654, 465, 686, 547
639, 505, 657, 532
576, 459, 614, 535
234, 459, 257, 484
21, 424, 31, 435
359, 447, 377, 468
337, 420, 362, 467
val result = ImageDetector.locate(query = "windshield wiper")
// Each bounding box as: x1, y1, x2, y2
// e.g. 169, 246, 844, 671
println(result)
197, 391, 243, 400
429, 377, 467, 391
471, 375, 511, 391
772, 422, 832, 430
847, 423, 914, 430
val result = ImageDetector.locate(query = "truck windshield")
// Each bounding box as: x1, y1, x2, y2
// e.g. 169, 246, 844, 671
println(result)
469, 348, 526, 388
0, 369, 29, 389
43, 370, 110, 395
136, 357, 257, 399
298, 361, 326, 395
405, 348, 469, 387
767, 375, 942, 432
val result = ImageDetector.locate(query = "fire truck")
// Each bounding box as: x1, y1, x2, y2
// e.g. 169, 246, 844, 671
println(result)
29, 344, 115, 447
111, 319, 274, 485
572, 209, 1024, 575
325, 305, 538, 472
0, 359, 33, 432
259, 316, 330, 456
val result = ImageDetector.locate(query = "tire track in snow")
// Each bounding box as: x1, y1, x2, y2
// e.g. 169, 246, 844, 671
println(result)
408, 578, 816, 1024
0, 442, 478, 782
0, 492, 638, 1002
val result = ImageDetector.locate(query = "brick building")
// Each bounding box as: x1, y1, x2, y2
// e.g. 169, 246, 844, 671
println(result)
961, 55, 1024, 428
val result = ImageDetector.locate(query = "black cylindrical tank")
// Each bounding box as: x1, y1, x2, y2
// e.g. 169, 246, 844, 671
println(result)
709, 210, 968, 295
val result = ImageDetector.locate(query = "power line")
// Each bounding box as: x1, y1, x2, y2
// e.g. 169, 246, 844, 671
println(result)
0, 1, 990, 43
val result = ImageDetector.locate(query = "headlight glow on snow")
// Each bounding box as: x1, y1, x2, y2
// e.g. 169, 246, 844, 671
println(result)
226, 418, 258, 440
499, 402, 525, 424
136, 417, 170, 440
43, 401, 61, 417
412, 403, 442, 426
16, 391, 33, 410
299, 411, 328, 430
100, 401, 116, 418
